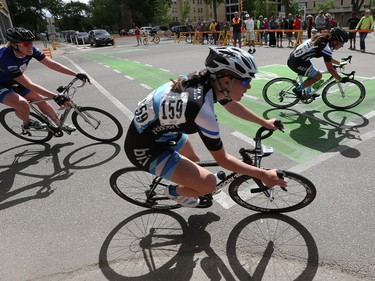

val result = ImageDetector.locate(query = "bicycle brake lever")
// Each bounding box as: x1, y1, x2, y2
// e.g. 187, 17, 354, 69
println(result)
56, 86, 66, 93
274, 120, 285, 132
277, 170, 288, 192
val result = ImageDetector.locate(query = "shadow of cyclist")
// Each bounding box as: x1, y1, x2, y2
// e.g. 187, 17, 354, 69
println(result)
0, 142, 120, 211
264, 108, 364, 158
99, 210, 319, 280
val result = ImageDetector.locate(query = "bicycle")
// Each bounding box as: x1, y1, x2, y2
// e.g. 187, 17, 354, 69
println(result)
263, 56, 366, 110
0, 78, 123, 143
143, 32, 160, 45
110, 121, 317, 213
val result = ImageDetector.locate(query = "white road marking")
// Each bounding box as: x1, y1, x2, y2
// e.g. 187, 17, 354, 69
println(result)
140, 83, 153, 90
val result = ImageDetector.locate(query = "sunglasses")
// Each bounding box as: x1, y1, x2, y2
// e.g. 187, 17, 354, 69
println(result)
240, 78, 252, 86
16, 42, 33, 47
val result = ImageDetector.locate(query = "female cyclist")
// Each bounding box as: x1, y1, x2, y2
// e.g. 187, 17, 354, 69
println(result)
125, 46, 287, 207
287, 27, 349, 99
0, 27, 90, 131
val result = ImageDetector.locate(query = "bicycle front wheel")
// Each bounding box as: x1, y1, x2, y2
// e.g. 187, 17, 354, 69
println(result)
71, 107, 123, 142
263, 78, 300, 108
228, 171, 316, 213
110, 167, 181, 210
322, 79, 366, 110
154, 35, 160, 44
0, 108, 53, 143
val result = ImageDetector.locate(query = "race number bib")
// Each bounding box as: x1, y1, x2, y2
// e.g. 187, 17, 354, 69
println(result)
159, 91, 188, 125
134, 93, 156, 128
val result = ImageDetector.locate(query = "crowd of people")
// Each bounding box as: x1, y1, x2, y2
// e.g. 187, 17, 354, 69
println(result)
186, 9, 373, 53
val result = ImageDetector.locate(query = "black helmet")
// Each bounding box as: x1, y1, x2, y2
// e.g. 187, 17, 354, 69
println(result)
330, 27, 348, 43
6, 27, 35, 43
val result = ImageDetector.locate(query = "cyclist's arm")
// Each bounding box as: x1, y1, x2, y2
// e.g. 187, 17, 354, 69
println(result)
210, 147, 286, 188
39, 56, 77, 77
223, 100, 277, 130
14, 74, 57, 99
324, 60, 341, 81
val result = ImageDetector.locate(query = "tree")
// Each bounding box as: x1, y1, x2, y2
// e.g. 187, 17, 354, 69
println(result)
182, 0, 191, 23
8, 0, 63, 32
203, 0, 225, 21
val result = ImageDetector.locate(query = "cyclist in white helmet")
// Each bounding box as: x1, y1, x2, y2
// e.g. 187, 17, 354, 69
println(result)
125, 46, 286, 207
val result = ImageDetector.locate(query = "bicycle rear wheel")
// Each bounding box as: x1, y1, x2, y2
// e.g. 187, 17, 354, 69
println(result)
228, 171, 316, 213
263, 78, 300, 108
110, 167, 181, 210
322, 79, 366, 110
154, 35, 160, 44
0, 108, 53, 143
71, 107, 123, 143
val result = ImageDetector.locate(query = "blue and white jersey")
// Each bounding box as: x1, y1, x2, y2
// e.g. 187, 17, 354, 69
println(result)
290, 39, 333, 62
0, 46, 45, 84
131, 81, 222, 152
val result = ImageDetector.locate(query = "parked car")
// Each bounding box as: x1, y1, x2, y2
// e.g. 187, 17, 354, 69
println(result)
140, 26, 152, 35
119, 29, 128, 36
88, 29, 114, 47
128, 29, 136, 35
75, 31, 89, 44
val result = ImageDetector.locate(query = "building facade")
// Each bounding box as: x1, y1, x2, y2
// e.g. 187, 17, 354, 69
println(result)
0, 0, 13, 44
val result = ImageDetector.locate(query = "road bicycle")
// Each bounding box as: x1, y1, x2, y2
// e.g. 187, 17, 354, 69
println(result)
0, 78, 123, 143
263, 56, 366, 110
143, 32, 160, 45
110, 121, 317, 213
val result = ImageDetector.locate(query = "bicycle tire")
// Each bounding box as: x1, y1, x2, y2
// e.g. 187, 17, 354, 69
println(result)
143, 37, 149, 45
228, 171, 316, 213
0, 108, 53, 143
71, 106, 123, 143
321, 79, 366, 110
154, 35, 160, 44
110, 167, 181, 210
263, 77, 300, 108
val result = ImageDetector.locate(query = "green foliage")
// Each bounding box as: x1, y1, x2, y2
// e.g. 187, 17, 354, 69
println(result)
182, 0, 191, 23
314, 0, 336, 13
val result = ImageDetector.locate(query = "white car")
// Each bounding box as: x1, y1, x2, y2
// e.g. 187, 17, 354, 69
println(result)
140, 26, 152, 35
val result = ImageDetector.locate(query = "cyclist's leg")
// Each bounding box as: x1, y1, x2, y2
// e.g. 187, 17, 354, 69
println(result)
303, 65, 321, 88
178, 138, 200, 161
1, 90, 31, 124
23, 91, 60, 124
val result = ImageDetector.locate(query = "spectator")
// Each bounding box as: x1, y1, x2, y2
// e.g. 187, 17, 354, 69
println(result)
231, 11, 243, 48
202, 21, 209, 45
315, 10, 326, 32
135, 26, 142, 46
262, 17, 269, 46
269, 16, 277, 47
196, 21, 203, 33
221, 18, 230, 41
255, 15, 264, 45
244, 14, 255, 53
347, 11, 360, 50
285, 13, 294, 48
356, 9, 374, 53
293, 14, 302, 42
276, 15, 284, 47
305, 14, 314, 39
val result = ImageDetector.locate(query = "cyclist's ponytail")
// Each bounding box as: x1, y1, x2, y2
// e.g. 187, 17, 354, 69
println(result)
312, 32, 330, 45
171, 69, 210, 92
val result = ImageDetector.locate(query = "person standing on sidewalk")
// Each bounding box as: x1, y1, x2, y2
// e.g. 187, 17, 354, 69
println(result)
244, 14, 255, 53
232, 11, 243, 48
347, 11, 360, 50
0, 27, 90, 131
356, 9, 374, 53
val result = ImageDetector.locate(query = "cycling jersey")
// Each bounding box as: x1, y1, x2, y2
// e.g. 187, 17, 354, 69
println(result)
0, 46, 46, 102
287, 39, 332, 77
125, 80, 223, 179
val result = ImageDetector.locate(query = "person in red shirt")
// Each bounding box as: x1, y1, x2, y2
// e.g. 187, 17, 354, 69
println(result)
292, 14, 302, 41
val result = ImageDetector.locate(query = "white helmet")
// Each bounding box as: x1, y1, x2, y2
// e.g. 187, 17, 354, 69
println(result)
205, 47, 258, 79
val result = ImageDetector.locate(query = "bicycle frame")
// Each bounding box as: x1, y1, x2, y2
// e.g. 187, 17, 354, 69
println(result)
27, 79, 100, 134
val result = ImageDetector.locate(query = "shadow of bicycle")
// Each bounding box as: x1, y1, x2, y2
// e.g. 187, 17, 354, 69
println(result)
99, 211, 318, 281
264, 108, 368, 158
0, 142, 121, 211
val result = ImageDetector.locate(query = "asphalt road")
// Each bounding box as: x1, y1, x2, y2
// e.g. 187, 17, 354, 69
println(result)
1, 34, 375, 281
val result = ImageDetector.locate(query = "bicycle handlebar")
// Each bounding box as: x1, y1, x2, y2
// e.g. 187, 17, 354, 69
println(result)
56, 78, 86, 95
255, 119, 284, 141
